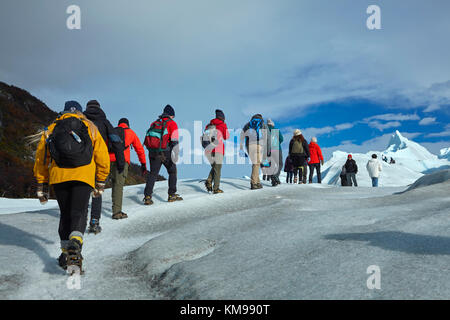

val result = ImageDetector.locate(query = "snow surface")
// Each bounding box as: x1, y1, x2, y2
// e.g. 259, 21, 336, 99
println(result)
320, 131, 450, 187
1, 173, 449, 300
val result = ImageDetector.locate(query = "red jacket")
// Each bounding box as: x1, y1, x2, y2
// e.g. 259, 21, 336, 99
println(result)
110, 123, 147, 165
205, 118, 229, 155
308, 142, 324, 164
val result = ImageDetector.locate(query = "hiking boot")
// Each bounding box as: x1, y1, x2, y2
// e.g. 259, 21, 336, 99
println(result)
168, 194, 183, 202
251, 184, 263, 190
112, 212, 128, 220
205, 181, 213, 192
66, 238, 83, 273
87, 219, 102, 234
143, 195, 154, 205
213, 189, 224, 194
58, 251, 68, 270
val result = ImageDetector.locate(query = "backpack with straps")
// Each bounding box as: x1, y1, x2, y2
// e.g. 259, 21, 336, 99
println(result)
107, 126, 129, 152
144, 118, 173, 151
201, 123, 219, 149
249, 118, 263, 139
291, 139, 304, 154
46, 117, 93, 168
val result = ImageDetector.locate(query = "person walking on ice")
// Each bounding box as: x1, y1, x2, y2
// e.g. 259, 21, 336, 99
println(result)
366, 154, 382, 187
109, 118, 147, 220
344, 154, 358, 187
33, 101, 110, 272
143, 105, 183, 204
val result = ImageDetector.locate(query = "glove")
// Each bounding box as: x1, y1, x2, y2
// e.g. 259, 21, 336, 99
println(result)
321, 160, 324, 166
37, 183, 49, 205
141, 163, 147, 176
93, 181, 106, 198
117, 164, 125, 174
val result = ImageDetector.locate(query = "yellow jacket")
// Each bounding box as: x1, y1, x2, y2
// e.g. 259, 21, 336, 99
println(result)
33, 112, 110, 188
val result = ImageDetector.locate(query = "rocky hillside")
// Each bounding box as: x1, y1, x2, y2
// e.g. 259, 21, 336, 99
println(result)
0, 82, 57, 198
0, 82, 160, 198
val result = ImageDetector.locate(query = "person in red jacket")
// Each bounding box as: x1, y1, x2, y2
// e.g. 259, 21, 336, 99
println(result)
204, 109, 230, 194
110, 118, 147, 219
143, 105, 183, 204
308, 136, 324, 183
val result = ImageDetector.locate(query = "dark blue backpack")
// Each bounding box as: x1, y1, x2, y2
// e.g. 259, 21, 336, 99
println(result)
249, 118, 263, 139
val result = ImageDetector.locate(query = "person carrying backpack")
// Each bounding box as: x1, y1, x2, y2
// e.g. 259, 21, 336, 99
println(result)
284, 155, 294, 183
33, 101, 110, 272
344, 154, 358, 187
109, 118, 147, 219
288, 129, 310, 184
308, 137, 324, 184
143, 105, 183, 204
239, 114, 270, 190
203, 109, 230, 194
267, 119, 284, 186
83, 100, 125, 233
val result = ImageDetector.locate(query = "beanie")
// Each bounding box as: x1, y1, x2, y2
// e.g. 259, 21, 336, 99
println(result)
348, 154, 352, 159
163, 104, 175, 117
64, 101, 82, 113
372, 154, 377, 159
215, 109, 225, 120
118, 118, 129, 127
267, 119, 274, 127
86, 100, 101, 108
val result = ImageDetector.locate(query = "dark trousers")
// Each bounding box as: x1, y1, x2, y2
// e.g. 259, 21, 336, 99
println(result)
53, 181, 93, 241
346, 173, 358, 187
144, 151, 177, 196
89, 195, 102, 221
286, 172, 293, 183
294, 165, 307, 183
308, 163, 322, 183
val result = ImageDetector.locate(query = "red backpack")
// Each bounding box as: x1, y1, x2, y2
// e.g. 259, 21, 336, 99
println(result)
144, 118, 173, 151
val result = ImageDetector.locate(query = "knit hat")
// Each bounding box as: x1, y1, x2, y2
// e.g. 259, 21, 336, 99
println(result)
293, 129, 302, 136
311, 137, 317, 143
86, 100, 101, 108
348, 154, 352, 159
267, 119, 274, 127
215, 109, 225, 121
64, 101, 82, 113
163, 104, 175, 117
372, 154, 377, 159
118, 118, 129, 127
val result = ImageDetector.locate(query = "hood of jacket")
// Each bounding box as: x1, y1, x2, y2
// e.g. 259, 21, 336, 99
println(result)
210, 118, 225, 126
84, 106, 106, 121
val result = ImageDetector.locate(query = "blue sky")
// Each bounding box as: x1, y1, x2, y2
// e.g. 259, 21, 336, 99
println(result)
1, 0, 449, 178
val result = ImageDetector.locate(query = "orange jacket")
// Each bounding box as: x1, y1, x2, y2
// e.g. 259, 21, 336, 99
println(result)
109, 123, 147, 165
33, 112, 110, 188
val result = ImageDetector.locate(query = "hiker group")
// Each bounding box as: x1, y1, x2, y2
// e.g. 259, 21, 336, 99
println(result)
31, 102, 329, 272
33, 101, 184, 271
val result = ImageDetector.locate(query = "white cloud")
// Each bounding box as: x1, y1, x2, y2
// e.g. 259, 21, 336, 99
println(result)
425, 124, 450, 137
368, 121, 401, 131
424, 104, 441, 113
419, 117, 437, 126
364, 113, 420, 122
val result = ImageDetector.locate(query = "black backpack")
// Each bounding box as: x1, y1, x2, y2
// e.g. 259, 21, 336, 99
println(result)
107, 126, 130, 152
46, 117, 93, 168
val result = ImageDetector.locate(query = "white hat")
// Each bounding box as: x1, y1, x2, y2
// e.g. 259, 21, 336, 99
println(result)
311, 137, 317, 143
293, 129, 302, 136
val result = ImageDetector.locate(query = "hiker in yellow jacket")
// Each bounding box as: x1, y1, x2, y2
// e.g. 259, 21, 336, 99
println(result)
33, 101, 110, 271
